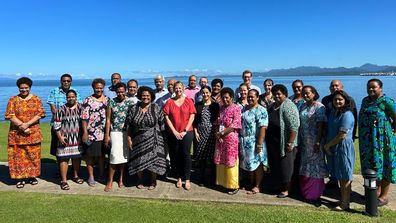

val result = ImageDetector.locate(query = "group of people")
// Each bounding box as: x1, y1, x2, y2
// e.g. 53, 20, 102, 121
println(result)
4, 70, 396, 211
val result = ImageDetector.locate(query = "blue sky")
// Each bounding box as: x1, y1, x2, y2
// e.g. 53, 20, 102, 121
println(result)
0, 0, 395, 78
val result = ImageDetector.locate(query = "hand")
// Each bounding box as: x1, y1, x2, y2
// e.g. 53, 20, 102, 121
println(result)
215, 132, 223, 140
286, 144, 293, 152
195, 132, 201, 142
174, 131, 183, 140
255, 145, 262, 154
218, 137, 224, 144
19, 123, 29, 131
323, 144, 332, 155
127, 137, 133, 150
104, 135, 110, 147
82, 132, 88, 144
58, 135, 67, 146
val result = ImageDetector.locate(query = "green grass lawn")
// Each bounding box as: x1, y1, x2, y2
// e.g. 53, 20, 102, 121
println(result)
0, 191, 394, 223
0, 122, 362, 173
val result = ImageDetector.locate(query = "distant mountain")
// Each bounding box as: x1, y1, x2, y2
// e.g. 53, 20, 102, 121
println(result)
255, 64, 396, 76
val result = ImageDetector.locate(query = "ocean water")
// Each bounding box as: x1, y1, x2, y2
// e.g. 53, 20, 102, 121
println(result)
1, 75, 395, 122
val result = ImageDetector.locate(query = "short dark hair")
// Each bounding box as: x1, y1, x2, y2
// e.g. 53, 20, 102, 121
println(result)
127, 79, 138, 87
302, 85, 320, 100
264, 79, 274, 86
111, 73, 121, 79
137, 86, 155, 102
60, 73, 72, 81
332, 90, 352, 114
271, 84, 288, 97
248, 89, 260, 97
201, 85, 211, 93
211, 78, 224, 88
220, 87, 234, 99
367, 78, 383, 88
66, 89, 77, 96
239, 83, 248, 89
114, 82, 127, 91
292, 79, 304, 86
16, 77, 33, 88
92, 78, 106, 88
242, 70, 253, 77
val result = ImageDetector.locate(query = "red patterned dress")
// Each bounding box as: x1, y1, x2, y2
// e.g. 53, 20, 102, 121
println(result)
5, 95, 45, 179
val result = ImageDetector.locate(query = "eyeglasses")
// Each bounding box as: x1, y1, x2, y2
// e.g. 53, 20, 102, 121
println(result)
62, 80, 71, 83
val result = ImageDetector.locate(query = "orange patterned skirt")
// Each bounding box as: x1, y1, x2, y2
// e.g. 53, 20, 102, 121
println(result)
8, 143, 41, 179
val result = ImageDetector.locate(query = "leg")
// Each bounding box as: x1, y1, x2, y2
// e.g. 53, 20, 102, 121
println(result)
378, 180, 391, 203
71, 158, 81, 178
253, 165, 264, 191
59, 159, 69, 183
181, 132, 193, 190
118, 163, 126, 188
167, 133, 179, 178
86, 156, 96, 186
98, 155, 105, 179
105, 164, 116, 191
337, 180, 351, 210
148, 172, 157, 190
136, 171, 144, 189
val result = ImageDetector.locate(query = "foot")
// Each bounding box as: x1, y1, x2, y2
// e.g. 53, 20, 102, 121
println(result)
60, 181, 70, 190
104, 184, 112, 192
176, 179, 182, 188
378, 198, 389, 207
136, 184, 145, 189
118, 181, 124, 188
184, 181, 191, 191
333, 201, 350, 211
148, 183, 156, 190
276, 192, 288, 198
87, 178, 96, 187
247, 187, 259, 195
227, 188, 239, 195
72, 176, 84, 184
16, 181, 25, 189
28, 178, 38, 185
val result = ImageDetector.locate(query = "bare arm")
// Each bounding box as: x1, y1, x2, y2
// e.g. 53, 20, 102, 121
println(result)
314, 121, 325, 153
286, 130, 297, 152
50, 104, 57, 115
104, 106, 112, 146
255, 126, 266, 153
324, 131, 347, 152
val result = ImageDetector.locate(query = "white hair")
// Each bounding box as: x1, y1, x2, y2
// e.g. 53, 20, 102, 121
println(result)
154, 74, 165, 82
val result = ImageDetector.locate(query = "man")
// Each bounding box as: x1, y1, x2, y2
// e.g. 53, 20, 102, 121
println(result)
47, 74, 82, 157
235, 70, 261, 100
194, 76, 208, 103
156, 78, 177, 109
104, 73, 122, 99
126, 79, 138, 104
184, 74, 200, 102
321, 79, 358, 189
153, 74, 168, 108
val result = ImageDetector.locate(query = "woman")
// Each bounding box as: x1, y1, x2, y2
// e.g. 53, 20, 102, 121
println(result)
81, 78, 109, 186
163, 81, 196, 190
53, 90, 84, 190
236, 83, 248, 108
290, 80, 305, 110
5, 77, 45, 188
259, 79, 275, 108
324, 90, 355, 211
126, 86, 167, 190
240, 89, 268, 194
214, 87, 242, 195
359, 78, 396, 207
266, 84, 300, 198
211, 78, 224, 105
298, 86, 327, 201
104, 83, 133, 192
193, 86, 220, 186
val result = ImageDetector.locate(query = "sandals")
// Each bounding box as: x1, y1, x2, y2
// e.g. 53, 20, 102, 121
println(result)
87, 178, 97, 187
136, 184, 145, 189
104, 185, 112, 192
184, 182, 191, 191
276, 192, 288, 198
148, 183, 156, 191
16, 181, 25, 189
28, 178, 38, 185
333, 201, 350, 211
60, 181, 70, 190
227, 189, 239, 195
72, 177, 84, 184
378, 198, 389, 207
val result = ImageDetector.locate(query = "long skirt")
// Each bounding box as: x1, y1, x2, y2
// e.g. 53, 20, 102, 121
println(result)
216, 160, 239, 189
299, 175, 325, 200
8, 143, 41, 179
109, 131, 128, 164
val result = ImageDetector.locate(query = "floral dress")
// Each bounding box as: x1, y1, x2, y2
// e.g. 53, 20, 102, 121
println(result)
214, 104, 242, 167
359, 95, 396, 183
81, 96, 109, 142
299, 101, 327, 179
240, 106, 268, 171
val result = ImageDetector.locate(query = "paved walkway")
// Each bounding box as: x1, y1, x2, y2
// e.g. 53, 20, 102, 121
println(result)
0, 162, 395, 211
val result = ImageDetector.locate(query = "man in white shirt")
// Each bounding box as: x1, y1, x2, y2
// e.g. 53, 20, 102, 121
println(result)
235, 70, 261, 100
153, 74, 168, 108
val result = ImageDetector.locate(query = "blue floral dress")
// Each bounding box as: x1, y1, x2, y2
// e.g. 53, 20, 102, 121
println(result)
359, 95, 396, 183
239, 106, 269, 171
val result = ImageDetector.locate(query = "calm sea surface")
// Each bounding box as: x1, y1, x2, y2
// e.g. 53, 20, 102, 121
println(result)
1, 75, 395, 122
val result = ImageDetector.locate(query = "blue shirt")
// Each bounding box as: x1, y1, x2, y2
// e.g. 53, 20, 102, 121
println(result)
47, 86, 82, 123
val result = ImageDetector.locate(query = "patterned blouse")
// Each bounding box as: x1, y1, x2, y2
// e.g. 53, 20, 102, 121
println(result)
109, 98, 133, 132
81, 95, 109, 141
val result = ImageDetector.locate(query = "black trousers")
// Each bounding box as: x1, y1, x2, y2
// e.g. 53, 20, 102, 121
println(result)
167, 131, 193, 180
